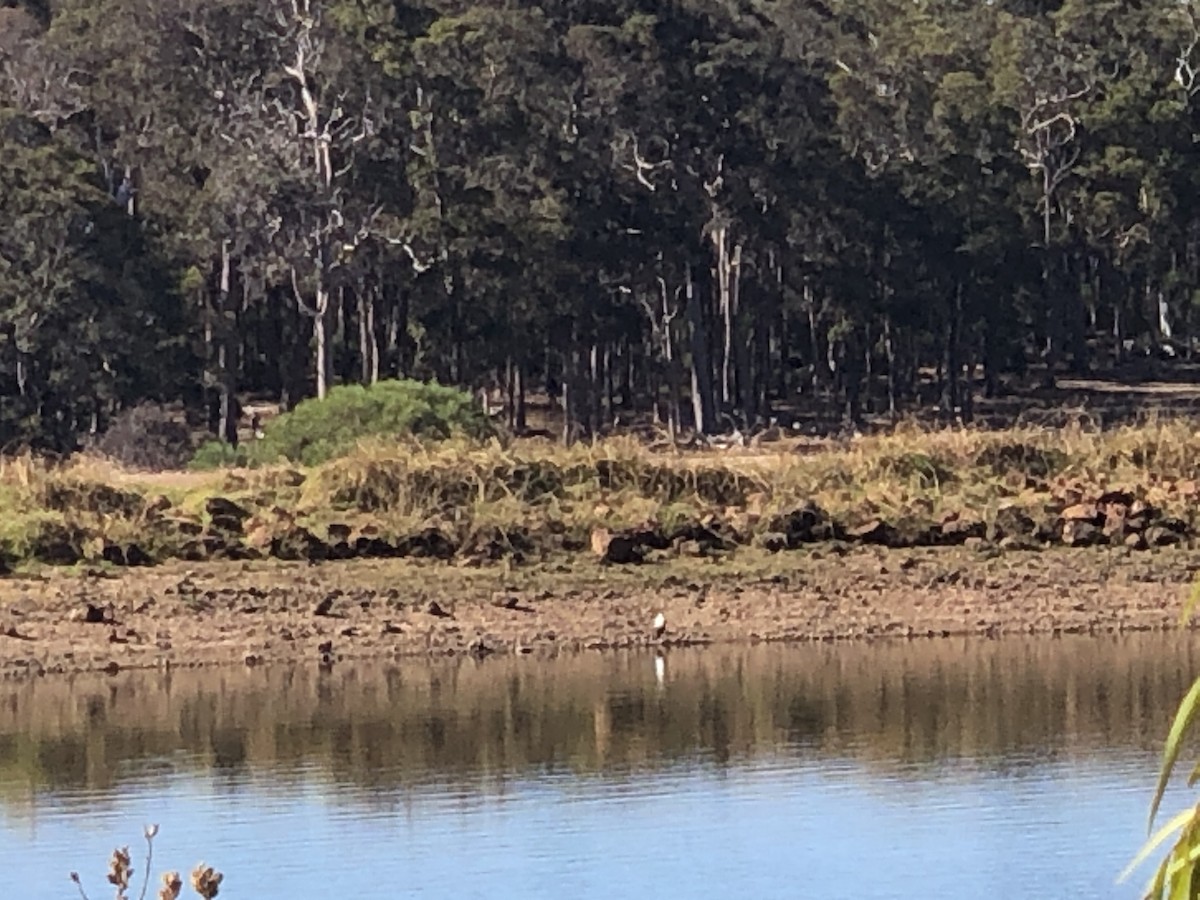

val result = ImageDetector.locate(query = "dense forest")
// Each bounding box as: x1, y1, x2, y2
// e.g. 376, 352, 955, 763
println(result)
2, 0, 1199, 450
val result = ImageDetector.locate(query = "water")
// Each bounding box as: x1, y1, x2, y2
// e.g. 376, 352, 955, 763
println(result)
1, 635, 1197, 899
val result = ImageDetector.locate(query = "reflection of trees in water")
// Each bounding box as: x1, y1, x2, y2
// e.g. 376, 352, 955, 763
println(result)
0, 635, 1196, 806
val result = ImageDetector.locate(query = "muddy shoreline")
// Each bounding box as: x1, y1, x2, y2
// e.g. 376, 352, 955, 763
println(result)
0, 546, 1196, 677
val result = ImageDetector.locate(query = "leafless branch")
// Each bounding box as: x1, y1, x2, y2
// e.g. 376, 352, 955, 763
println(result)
618, 134, 670, 192
290, 265, 326, 317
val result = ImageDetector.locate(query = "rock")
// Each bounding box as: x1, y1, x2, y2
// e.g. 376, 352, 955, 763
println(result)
170, 518, 204, 537
1130, 499, 1155, 519
354, 535, 397, 558
427, 600, 453, 618
145, 494, 173, 517
208, 514, 246, 536
992, 506, 1037, 541
1102, 508, 1128, 541
998, 535, 1037, 551
1098, 489, 1137, 507
81, 603, 111, 624
602, 535, 644, 565
759, 532, 788, 553
847, 519, 899, 546
43, 482, 142, 516
328, 541, 356, 561
1032, 520, 1059, 544
1177, 480, 1199, 498
270, 526, 329, 562
937, 513, 986, 544
1061, 503, 1102, 525
669, 521, 730, 552
36, 537, 80, 566
201, 532, 230, 556
205, 497, 250, 522
1125, 532, 1148, 551
178, 539, 207, 561
1145, 526, 1183, 547
327, 523, 352, 543
629, 525, 671, 551
769, 503, 838, 546
100, 543, 126, 566
397, 527, 455, 560
591, 525, 618, 559
1054, 484, 1085, 507
1160, 516, 1190, 535
244, 523, 276, 553
278, 469, 306, 487
1061, 520, 1102, 547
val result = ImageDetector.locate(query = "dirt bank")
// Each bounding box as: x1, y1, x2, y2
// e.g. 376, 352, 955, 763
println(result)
0, 546, 1196, 677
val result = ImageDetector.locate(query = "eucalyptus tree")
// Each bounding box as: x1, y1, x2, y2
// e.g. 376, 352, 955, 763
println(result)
0, 108, 181, 448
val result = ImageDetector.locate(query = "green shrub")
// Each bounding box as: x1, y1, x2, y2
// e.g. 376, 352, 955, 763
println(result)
189, 439, 259, 470
254, 380, 494, 467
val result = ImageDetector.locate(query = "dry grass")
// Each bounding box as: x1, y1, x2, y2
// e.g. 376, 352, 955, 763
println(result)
3, 421, 1200, 568
69, 825, 221, 900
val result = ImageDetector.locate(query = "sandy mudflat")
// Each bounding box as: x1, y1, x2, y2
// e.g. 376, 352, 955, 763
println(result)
0, 546, 1195, 677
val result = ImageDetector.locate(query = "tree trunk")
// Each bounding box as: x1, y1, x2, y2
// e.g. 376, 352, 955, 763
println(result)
884, 314, 897, 420
731, 246, 754, 427
687, 262, 717, 434
839, 329, 864, 428
1041, 168, 1060, 389
515, 361, 527, 432
217, 239, 238, 446
358, 283, 378, 386
1065, 250, 1089, 372
314, 283, 332, 400
713, 223, 734, 408
589, 342, 601, 432
630, 342, 640, 415
941, 283, 962, 417
395, 285, 410, 378
603, 344, 615, 427
805, 281, 823, 391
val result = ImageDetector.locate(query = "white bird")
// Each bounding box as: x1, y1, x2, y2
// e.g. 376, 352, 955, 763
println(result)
652, 611, 666, 640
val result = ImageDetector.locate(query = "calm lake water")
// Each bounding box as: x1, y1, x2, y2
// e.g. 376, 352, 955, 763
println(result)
1, 635, 1198, 899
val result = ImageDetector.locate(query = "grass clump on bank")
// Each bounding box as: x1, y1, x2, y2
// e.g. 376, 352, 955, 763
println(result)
190, 380, 495, 469
5, 420, 1200, 572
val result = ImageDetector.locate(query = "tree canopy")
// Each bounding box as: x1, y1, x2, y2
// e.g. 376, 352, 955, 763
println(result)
2, 0, 1199, 449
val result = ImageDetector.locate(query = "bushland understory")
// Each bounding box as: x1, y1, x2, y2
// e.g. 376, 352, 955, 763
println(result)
2, 423, 1200, 676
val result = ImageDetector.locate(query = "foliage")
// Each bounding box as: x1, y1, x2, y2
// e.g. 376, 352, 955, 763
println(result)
188, 440, 259, 471
1124, 582, 1200, 899
249, 380, 495, 466
1, 0, 1199, 448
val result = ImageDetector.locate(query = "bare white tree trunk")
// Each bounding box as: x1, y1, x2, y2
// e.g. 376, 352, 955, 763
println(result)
686, 262, 717, 435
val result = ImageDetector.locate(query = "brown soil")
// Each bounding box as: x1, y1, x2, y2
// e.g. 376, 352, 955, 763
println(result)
0, 546, 1196, 678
